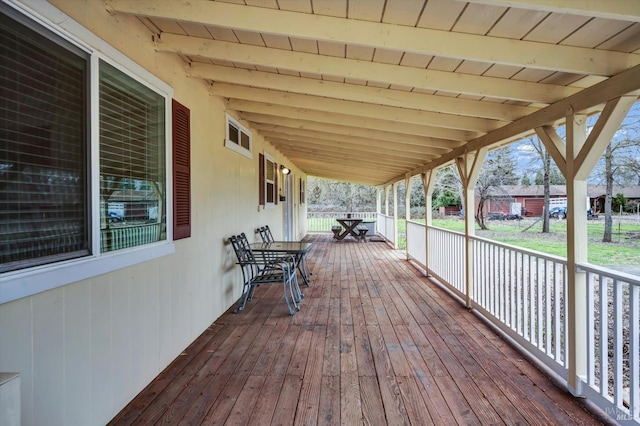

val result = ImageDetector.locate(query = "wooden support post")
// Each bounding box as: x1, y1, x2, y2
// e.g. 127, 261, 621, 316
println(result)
566, 113, 588, 396
393, 181, 399, 250
456, 148, 487, 308
563, 96, 635, 395
405, 176, 411, 259
421, 171, 435, 277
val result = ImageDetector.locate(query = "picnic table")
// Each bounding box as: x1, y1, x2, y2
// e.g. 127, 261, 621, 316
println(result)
331, 218, 368, 242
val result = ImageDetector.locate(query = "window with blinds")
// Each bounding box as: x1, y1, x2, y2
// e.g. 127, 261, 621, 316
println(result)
0, 6, 171, 276
99, 60, 166, 252
0, 9, 89, 273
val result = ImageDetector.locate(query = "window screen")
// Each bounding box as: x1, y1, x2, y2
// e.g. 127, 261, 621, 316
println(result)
0, 10, 89, 273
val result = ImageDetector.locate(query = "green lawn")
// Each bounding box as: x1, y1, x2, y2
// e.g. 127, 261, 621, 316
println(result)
312, 216, 639, 266
428, 217, 640, 265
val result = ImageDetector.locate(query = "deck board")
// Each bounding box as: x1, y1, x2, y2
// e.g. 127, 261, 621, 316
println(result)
108, 234, 608, 425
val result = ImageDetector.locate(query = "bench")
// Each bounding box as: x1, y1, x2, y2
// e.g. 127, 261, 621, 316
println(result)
355, 224, 368, 242
331, 226, 342, 239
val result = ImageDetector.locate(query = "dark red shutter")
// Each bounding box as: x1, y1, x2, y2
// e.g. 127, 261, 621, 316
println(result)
172, 99, 191, 240
259, 153, 265, 206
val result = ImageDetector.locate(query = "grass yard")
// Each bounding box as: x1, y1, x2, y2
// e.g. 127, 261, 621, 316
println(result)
430, 216, 640, 266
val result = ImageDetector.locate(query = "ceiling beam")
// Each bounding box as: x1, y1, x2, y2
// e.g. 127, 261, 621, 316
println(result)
268, 141, 426, 168
253, 124, 449, 154
227, 99, 479, 140
264, 134, 438, 162
158, 34, 579, 103
108, 0, 640, 74
211, 83, 507, 132
465, 0, 640, 22
191, 64, 538, 121
241, 114, 463, 149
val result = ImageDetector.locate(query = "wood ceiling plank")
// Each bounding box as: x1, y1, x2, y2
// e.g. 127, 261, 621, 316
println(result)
561, 18, 633, 48
180, 22, 212, 38
523, 13, 591, 43
189, 63, 539, 120
267, 137, 434, 164
452, 3, 507, 34
418, 0, 465, 30
276, 0, 313, 13
109, 1, 640, 75
233, 103, 479, 140
372, 48, 403, 65
262, 33, 292, 50
205, 26, 238, 42
244, 0, 279, 9
400, 52, 432, 68
233, 29, 265, 46
268, 145, 417, 170
488, 7, 549, 39
318, 40, 346, 57
382, 0, 427, 25
213, 84, 508, 131
348, 0, 385, 21
290, 37, 318, 54
161, 36, 579, 103
149, 17, 187, 35
253, 124, 449, 154
241, 114, 461, 148
312, 0, 347, 17
464, 0, 640, 22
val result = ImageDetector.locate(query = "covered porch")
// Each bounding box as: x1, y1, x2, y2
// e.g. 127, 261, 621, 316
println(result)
109, 234, 606, 425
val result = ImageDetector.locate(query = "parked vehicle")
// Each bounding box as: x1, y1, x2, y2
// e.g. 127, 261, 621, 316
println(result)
548, 206, 599, 219
549, 206, 567, 219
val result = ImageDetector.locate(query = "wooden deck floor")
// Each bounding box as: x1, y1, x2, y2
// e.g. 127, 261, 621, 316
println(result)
109, 234, 607, 425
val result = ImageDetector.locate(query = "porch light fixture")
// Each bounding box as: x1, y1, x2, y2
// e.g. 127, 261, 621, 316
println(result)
280, 165, 290, 175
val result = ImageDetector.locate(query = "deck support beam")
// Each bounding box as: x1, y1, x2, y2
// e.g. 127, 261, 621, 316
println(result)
456, 148, 487, 308
563, 96, 636, 395
393, 182, 399, 250
421, 171, 436, 277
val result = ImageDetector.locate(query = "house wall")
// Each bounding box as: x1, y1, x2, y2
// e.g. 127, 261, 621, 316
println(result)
0, 1, 307, 425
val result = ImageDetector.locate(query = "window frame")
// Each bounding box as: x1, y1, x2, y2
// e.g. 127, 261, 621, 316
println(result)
263, 152, 277, 209
224, 113, 252, 159
0, 1, 175, 304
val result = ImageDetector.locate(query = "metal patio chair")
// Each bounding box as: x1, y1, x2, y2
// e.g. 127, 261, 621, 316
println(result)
228, 233, 299, 315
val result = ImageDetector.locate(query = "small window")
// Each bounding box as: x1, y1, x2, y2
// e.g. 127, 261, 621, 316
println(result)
225, 114, 252, 159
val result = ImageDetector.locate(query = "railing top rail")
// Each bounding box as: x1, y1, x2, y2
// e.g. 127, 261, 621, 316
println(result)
577, 261, 640, 286
469, 233, 568, 265
427, 224, 465, 238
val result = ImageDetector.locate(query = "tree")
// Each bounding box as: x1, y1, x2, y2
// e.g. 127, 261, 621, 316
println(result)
524, 136, 552, 232
521, 174, 531, 186
433, 165, 463, 209
475, 146, 518, 230
307, 177, 376, 212
591, 103, 640, 242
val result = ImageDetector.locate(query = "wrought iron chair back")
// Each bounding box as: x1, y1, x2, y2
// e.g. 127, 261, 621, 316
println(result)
257, 226, 275, 243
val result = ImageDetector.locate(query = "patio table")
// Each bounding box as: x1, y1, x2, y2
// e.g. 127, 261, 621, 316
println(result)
333, 218, 367, 241
249, 241, 314, 288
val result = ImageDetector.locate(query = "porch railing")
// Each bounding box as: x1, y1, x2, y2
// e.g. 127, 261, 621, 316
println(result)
403, 221, 639, 423
307, 212, 377, 233
580, 263, 640, 423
